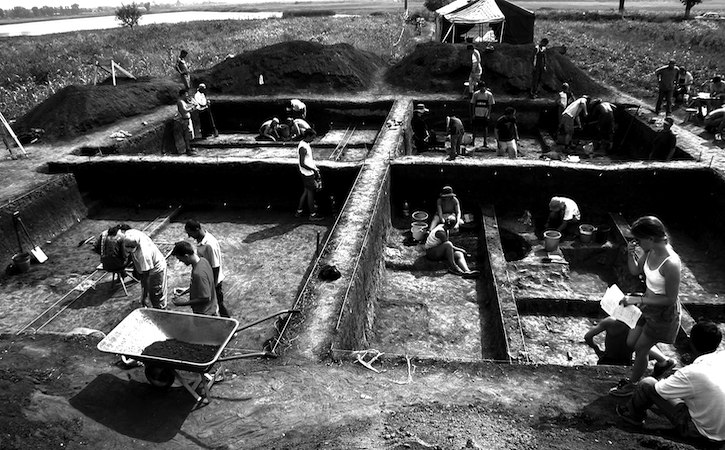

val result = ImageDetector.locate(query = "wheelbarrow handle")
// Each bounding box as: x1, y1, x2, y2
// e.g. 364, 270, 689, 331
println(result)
233, 309, 299, 335
217, 351, 273, 362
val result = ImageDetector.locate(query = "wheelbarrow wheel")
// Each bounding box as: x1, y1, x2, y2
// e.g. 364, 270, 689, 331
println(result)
145, 365, 175, 389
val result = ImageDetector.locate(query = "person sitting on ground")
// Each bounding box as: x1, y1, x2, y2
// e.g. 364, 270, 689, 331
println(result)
470, 81, 495, 148
424, 214, 480, 279
545, 196, 581, 237
560, 96, 589, 152
616, 320, 725, 444
258, 117, 281, 141
170, 241, 219, 316
704, 106, 725, 141
430, 186, 464, 232
675, 67, 694, 103
584, 317, 672, 369
123, 229, 168, 309
411, 103, 436, 153
709, 75, 725, 102
649, 117, 677, 161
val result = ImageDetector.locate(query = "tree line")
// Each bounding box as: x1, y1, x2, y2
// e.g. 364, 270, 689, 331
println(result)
0, 3, 152, 20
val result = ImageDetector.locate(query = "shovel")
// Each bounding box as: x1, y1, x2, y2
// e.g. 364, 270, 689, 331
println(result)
13, 212, 48, 263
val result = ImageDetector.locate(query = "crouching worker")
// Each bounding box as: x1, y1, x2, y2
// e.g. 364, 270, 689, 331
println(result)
123, 229, 167, 309
170, 241, 219, 316
616, 320, 725, 445
94, 223, 132, 273
425, 214, 480, 279
545, 196, 581, 238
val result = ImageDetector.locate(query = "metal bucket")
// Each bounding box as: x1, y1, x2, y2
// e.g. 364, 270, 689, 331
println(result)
12, 252, 31, 273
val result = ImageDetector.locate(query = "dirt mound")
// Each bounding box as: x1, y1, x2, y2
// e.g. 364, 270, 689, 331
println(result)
387, 42, 610, 97
196, 41, 385, 95
15, 78, 180, 141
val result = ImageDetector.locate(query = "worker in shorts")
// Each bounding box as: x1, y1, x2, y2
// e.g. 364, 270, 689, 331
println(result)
470, 81, 495, 148
446, 115, 465, 160
467, 44, 482, 97
494, 107, 519, 159
176, 89, 197, 155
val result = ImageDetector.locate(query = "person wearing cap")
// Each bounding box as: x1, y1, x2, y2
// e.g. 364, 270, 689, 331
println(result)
649, 117, 677, 161
560, 96, 588, 152
259, 117, 281, 141
287, 99, 307, 119
445, 115, 465, 160
470, 81, 495, 148
176, 89, 197, 155
296, 129, 324, 221
193, 83, 218, 138
467, 44, 482, 96
675, 67, 694, 104
171, 241, 219, 316
494, 106, 519, 159
530, 38, 549, 99
123, 229, 168, 309
411, 103, 436, 153
545, 196, 580, 237
654, 59, 679, 116
184, 219, 229, 317
430, 186, 464, 232
175, 49, 191, 90
424, 214, 480, 279
588, 98, 616, 154
556, 82, 575, 126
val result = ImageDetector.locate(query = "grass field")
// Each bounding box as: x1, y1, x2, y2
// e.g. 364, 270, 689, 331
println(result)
2, 2, 725, 121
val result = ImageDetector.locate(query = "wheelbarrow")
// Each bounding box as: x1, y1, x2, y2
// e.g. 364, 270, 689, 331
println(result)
97, 308, 297, 404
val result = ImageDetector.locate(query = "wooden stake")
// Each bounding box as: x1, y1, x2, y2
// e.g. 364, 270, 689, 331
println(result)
0, 112, 27, 158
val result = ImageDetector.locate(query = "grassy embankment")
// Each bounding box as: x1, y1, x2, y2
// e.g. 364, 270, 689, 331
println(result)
2, 10, 725, 121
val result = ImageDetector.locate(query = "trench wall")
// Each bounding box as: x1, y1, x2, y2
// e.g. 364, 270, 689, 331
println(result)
0, 174, 87, 267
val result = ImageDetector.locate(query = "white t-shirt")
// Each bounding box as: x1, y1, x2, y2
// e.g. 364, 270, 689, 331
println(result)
563, 98, 588, 118
471, 49, 482, 75
194, 91, 208, 108
125, 229, 165, 274
291, 99, 306, 112
298, 141, 317, 176
553, 197, 581, 221
198, 231, 224, 284
656, 351, 725, 441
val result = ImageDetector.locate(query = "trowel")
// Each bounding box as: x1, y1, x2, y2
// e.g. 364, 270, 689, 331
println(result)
13, 212, 48, 263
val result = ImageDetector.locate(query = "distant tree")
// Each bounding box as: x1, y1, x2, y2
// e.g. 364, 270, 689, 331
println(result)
144, 2, 151, 11
115, 2, 143, 28
424, 0, 450, 12
31, 6, 39, 17
682, 0, 702, 19
12, 6, 32, 18
0, 8, 4, 19
71, 3, 80, 14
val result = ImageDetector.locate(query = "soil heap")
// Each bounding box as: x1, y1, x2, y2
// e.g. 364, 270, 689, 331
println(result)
14, 78, 180, 141
195, 40, 385, 95
387, 42, 611, 97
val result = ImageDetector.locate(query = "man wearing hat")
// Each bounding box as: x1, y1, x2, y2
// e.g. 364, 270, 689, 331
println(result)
430, 186, 464, 232
649, 117, 677, 161
654, 59, 679, 116
193, 83, 218, 138
411, 103, 436, 153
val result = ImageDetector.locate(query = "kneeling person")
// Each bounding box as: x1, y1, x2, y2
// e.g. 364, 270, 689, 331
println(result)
171, 241, 219, 316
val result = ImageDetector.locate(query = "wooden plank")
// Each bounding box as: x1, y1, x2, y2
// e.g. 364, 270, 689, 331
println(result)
609, 212, 633, 241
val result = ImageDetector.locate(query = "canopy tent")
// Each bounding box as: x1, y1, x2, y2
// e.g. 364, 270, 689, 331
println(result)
435, 0, 534, 45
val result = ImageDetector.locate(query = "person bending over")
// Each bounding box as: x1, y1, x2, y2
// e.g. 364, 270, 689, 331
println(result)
545, 196, 581, 237
171, 241, 219, 316
425, 215, 479, 279
123, 229, 167, 309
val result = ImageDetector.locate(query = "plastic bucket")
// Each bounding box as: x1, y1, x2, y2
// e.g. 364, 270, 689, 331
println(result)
12, 252, 31, 273
411, 221, 429, 241
595, 225, 611, 243
411, 210, 429, 223
543, 230, 562, 252
579, 224, 595, 243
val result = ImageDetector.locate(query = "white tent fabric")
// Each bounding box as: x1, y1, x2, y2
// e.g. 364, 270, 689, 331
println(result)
436, 0, 505, 25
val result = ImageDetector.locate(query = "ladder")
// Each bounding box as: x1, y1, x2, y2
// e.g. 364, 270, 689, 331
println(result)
0, 112, 27, 159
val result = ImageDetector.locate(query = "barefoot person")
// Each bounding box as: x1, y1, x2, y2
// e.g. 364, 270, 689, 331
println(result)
425, 215, 479, 279
609, 216, 681, 397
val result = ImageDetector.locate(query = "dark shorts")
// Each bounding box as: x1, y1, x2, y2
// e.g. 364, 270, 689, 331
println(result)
473, 117, 489, 127
301, 174, 316, 190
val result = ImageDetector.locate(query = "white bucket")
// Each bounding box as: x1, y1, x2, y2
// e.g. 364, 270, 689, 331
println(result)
579, 224, 595, 243
543, 230, 562, 252
411, 221, 429, 241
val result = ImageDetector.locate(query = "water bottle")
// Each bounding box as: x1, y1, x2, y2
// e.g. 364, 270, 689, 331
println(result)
403, 201, 410, 217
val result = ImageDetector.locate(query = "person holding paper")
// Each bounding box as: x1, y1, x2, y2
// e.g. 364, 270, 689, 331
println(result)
609, 216, 680, 397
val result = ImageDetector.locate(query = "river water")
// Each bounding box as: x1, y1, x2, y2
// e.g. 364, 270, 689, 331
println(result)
0, 11, 283, 37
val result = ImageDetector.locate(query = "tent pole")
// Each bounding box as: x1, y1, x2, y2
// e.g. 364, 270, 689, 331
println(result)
500, 21, 505, 43
442, 24, 453, 43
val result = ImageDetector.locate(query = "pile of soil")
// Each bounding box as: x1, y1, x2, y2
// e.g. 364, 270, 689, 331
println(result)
142, 339, 219, 363
387, 42, 611, 97
196, 40, 385, 95
14, 78, 180, 141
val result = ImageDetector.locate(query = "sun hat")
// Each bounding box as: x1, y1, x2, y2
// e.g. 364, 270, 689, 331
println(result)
414, 103, 429, 113
440, 186, 456, 197
198, 83, 206, 89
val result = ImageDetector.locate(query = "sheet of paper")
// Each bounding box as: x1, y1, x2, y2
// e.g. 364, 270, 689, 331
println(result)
600, 284, 642, 329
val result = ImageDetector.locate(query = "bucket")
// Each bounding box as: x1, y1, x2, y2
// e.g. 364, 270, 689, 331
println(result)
411, 210, 429, 223
543, 230, 562, 252
411, 221, 429, 241
579, 224, 595, 243
595, 225, 611, 243
12, 252, 31, 273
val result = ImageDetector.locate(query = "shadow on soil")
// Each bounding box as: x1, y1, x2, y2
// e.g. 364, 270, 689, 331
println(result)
69, 373, 196, 442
